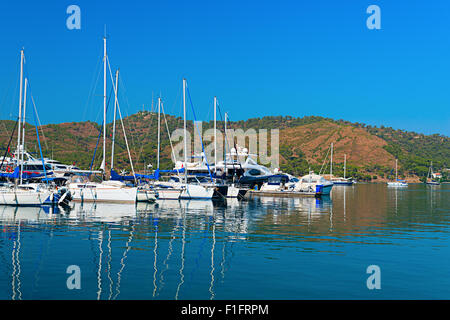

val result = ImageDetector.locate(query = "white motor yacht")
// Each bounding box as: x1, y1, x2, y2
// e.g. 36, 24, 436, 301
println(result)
294, 172, 333, 195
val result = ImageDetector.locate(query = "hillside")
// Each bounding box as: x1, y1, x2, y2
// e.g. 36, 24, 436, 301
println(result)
1, 113, 448, 182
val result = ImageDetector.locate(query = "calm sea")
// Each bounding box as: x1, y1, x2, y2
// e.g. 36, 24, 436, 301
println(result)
0, 183, 449, 300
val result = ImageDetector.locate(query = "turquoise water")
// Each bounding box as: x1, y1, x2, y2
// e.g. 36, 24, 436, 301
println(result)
0, 183, 449, 300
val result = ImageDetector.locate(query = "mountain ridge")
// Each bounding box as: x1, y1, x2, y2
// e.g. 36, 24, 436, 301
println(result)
1, 112, 448, 182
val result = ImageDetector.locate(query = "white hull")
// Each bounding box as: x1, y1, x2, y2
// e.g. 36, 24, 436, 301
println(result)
294, 173, 334, 195
180, 184, 215, 199
137, 189, 157, 202
69, 182, 137, 203
0, 189, 54, 206
156, 188, 182, 200
387, 182, 408, 187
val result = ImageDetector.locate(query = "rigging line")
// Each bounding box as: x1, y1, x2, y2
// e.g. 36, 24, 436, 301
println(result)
319, 144, 331, 175
218, 109, 243, 173
88, 84, 115, 173
25, 81, 49, 152
0, 117, 19, 171
216, 104, 240, 175
186, 86, 213, 182
82, 55, 103, 121
161, 101, 177, 165
106, 60, 137, 182
116, 72, 137, 151
21, 56, 49, 152
109, 58, 138, 167
136, 108, 155, 167
31, 95, 49, 184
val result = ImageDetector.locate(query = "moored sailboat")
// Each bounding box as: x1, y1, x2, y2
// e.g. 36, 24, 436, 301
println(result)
0, 49, 72, 207
68, 36, 137, 203
426, 161, 440, 186
387, 159, 408, 187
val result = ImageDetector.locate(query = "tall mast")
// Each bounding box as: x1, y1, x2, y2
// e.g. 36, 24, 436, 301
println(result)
395, 159, 398, 181
17, 49, 24, 158
224, 112, 228, 177
157, 97, 161, 169
183, 78, 187, 183
330, 143, 333, 178
20, 78, 27, 185
102, 36, 107, 172
344, 154, 346, 179
111, 69, 119, 170
214, 96, 217, 173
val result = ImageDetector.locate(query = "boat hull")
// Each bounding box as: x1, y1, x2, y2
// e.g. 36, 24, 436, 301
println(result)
387, 182, 408, 187
319, 184, 333, 195
69, 184, 137, 203
156, 188, 182, 200
0, 189, 54, 206
137, 189, 157, 202
333, 181, 353, 186
180, 184, 215, 200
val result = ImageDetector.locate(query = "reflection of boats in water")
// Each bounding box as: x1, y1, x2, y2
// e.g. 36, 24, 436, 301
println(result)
0, 205, 65, 222
68, 202, 137, 222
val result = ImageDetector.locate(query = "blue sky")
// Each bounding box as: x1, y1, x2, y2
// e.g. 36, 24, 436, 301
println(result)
0, 0, 449, 135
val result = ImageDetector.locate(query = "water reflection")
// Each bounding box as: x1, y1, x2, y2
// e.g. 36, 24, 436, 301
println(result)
0, 184, 449, 299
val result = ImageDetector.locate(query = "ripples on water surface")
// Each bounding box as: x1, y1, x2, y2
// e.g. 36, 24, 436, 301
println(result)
0, 184, 449, 299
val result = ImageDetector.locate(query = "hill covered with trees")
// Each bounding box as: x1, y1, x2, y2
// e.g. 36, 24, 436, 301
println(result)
1, 113, 448, 182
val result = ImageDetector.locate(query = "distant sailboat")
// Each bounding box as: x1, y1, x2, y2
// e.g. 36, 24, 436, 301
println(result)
426, 161, 440, 186
331, 154, 354, 186
387, 159, 408, 187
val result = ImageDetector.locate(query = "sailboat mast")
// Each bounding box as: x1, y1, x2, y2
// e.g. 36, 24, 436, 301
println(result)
224, 112, 228, 176
102, 36, 107, 172
183, 78, 187, 183
17, 49, 24, 160
214, 96, 217, 174
20, 78, 27, 185
157, 97, 161, 169
330, 143, 333, 178
111, 69, 119, 170
344, 154, 346, 179
395, 159, 398, 181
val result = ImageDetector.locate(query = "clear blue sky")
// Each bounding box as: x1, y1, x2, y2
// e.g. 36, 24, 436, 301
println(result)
0, 0, 449, 135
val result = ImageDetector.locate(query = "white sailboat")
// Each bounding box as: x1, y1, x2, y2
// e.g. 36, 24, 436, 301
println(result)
159, 79, 215, 200
387, 159, 408, 187
216, 106, 248, 198
68, 36, 137, 203
331, 154, 354, 185
151, 97, 184, 200
426, 161, 440, 186
0, 49, 71, 206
